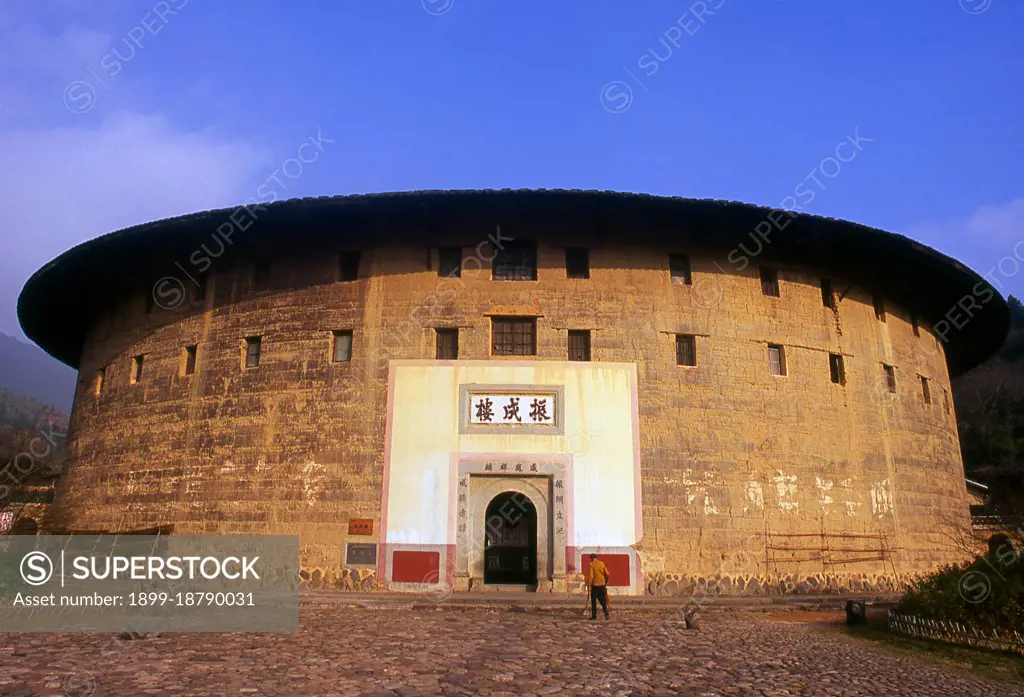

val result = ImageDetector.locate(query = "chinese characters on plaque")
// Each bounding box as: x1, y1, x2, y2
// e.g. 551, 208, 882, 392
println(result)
470, 393, 554, 426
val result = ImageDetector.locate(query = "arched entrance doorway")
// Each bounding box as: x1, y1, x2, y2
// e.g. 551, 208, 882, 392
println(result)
483, 491, 537, 586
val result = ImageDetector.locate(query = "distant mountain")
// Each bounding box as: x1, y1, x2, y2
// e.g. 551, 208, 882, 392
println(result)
0, 332, 76, 411
0, 388, 70, 433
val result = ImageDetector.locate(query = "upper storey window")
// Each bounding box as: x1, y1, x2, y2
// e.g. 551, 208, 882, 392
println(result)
821, 278, 836, 309
492, 317, 536, 355
436, 328, 459, 359
339, 251, 360, 281
245, 337, 262, 369
768, 344, 787, 376
760, 267, 780, 297
439, 247, 462, 278
565, 248, 590, 279
130, 355, 144, 384
493, 241, 537, 281
873, 295, 886, 322
669, 254, 692, 285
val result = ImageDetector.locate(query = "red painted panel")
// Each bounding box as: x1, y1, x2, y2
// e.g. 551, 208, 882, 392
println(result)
581, 553, 630, 587
392, 550, 441, 583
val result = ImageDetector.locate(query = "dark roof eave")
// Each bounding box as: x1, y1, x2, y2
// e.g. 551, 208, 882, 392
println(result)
16, 189, 1011, 374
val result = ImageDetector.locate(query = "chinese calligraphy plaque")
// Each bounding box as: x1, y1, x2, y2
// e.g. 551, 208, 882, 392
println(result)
459, 384, 564, 435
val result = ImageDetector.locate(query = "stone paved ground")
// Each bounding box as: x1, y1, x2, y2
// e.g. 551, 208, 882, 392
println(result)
0, 605, 1020, 697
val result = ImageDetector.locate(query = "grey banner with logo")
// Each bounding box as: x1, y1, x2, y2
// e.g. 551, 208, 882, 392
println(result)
0, 535, 299, 632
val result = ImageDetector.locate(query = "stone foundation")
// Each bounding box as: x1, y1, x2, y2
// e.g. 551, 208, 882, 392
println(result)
642, 571, 916, 596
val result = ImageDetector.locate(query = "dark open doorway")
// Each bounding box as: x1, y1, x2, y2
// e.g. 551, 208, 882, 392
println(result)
483, 491, 537, 586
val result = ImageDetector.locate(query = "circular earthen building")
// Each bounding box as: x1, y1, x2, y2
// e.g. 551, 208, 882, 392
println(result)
18, 190, 1010, 595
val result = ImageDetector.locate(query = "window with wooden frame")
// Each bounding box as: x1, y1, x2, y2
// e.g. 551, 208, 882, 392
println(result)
828, 353, 846, 385
760, 267, 780, 297
338, 251, 360, 281
130, 355, 144, 384
873, 295, 886, 322
332, 330, 353, 363
491, 317, 536, 356
669, 254, 692, 285
821, 278, 835, 309
183, 345, 197, 376
768, 344, 787, 376
436, 328, 459, 360
565, 248, 590, 279
439, 247, 462, 278
244, 336, 262, 369
568, 330, 591, 361
883, 364, 897, 393
676, 334, 696, 367
492, 241, 537, 281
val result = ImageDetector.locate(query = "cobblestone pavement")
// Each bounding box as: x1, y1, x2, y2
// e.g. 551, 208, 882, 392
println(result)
0, 605, 1020, 697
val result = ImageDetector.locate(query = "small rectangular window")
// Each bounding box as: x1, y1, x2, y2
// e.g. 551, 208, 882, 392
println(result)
669, 254, 692, 285
760, 267, 780, 297
245, 336, 261, 369
493, 241, 537, 281
911, 315, 920, 337
332, 330, 353, 363
94, 367, 105, 397
130, 355, 144, 384
821, 279, 835, 309
873, 296, 886, 322
676, 334, 697, 367
252, 261, 271, 292
943, 388, 951, 414
828, 353, 846, 385
565, 248, 590, 279
492, 317, 536, 356
920, 376, 931, 405
883, 364, 896, 393
436, 328, 458, 360
439, 247, 462, 278
568, 330, 591, 361
768, 344, 787, 376
183, 345, 197, 376
339, 251, 360, 281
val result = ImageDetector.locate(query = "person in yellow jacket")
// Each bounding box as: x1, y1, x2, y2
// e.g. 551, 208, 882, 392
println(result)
587, 552, 610, 620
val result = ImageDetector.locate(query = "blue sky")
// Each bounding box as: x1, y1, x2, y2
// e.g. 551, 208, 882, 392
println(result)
1, 0, 1022, 340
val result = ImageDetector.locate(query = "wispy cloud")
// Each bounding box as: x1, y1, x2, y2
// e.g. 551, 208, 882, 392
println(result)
0, 112, 272, 338
907, 197, 1024, 299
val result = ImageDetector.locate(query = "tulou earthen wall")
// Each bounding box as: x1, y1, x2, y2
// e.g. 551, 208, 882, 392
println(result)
49, 235, 972, 595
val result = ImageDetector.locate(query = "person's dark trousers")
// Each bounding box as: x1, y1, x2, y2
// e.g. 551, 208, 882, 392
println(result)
590, 585, 609, 619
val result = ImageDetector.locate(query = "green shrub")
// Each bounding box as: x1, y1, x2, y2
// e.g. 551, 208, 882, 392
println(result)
897, 541, 1024, 632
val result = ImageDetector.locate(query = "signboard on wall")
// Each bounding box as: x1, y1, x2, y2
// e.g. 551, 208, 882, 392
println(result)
345, 543, 377, 566
348, 518, 373, 535
468, 393, 556, 425
458, 384, 565, 435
